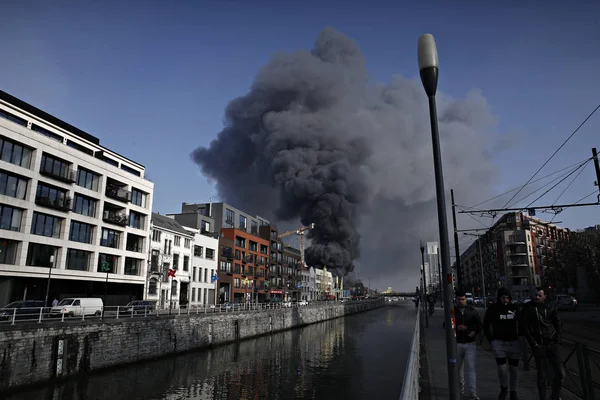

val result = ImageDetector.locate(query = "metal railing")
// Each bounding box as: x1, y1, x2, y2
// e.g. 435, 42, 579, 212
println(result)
524, 339, 600, 399
399, 304, 421, 400
0, 298, 383, 327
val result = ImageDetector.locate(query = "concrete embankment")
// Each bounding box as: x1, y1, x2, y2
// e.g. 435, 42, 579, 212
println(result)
0, 299, 383, 391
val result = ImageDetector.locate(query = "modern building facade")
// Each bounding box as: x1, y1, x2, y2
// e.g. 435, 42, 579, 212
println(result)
188, 228, 219, 307
458, 212, 571, 301
0, 90, 154, 306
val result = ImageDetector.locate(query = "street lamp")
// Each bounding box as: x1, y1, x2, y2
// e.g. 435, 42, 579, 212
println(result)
420, 241, 428, 328
44, 254, 55, 306
418, 33, 460, 399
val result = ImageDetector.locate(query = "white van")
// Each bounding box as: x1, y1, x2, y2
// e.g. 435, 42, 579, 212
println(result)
50, 298, 103, 317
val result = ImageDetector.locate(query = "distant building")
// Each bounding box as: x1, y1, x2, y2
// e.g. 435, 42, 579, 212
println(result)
458, 212, 571, 301
0, 90, 154, 306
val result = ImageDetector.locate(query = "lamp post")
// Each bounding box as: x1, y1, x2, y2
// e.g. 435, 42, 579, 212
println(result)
418, 33, 460, 399
420, 241, 428, 328
44, 254, 55, 307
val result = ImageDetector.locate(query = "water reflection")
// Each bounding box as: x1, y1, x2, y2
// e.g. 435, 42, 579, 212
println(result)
8, 304, 415, 400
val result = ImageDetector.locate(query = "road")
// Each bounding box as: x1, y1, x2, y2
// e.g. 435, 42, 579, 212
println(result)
4, 302, 417, 400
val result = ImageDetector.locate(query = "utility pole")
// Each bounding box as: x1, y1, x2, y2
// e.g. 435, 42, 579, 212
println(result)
593, 148, 600, 196
438, 252, 443, 308
451, 189, 461, 290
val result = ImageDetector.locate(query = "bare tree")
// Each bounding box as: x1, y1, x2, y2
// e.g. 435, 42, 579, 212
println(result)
554, 231, 600, 300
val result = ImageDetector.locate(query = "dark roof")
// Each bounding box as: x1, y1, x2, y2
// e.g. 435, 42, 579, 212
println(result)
0, 89, 145, 169
152, 213, 191, 236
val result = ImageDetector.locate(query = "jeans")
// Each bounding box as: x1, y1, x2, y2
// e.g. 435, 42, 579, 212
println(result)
457, 342, 477, 394
532, 343, 565, 400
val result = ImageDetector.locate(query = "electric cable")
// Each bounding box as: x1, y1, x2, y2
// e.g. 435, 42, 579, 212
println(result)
462, 158, 591, 210
500, 103, 600, 209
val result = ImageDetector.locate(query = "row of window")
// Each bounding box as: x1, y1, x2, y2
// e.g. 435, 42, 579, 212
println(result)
0, 239, 142, 275
0, 109, 144, 178
0, 135, 149, 207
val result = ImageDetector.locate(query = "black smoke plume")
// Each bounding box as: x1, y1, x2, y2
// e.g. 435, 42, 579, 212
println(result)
192, 28, 501, 284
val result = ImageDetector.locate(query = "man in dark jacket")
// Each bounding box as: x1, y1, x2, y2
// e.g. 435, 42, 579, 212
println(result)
454, 290, 482, 400
483, 287, 521, 400
522, 287, 564, 400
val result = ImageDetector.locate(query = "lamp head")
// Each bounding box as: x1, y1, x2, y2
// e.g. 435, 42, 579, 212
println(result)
417, 33, 439, 97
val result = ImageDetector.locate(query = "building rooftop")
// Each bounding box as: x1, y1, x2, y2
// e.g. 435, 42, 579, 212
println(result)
152, 213, 191, 236
0, 89, 145, 169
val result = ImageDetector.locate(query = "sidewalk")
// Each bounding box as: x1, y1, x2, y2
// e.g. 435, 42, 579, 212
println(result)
422, 306, 579, 400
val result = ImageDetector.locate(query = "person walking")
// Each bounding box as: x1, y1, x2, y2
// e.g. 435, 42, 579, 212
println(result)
483, 287, 521, 400
522, 287, 564, 400
454, 290, 482, 400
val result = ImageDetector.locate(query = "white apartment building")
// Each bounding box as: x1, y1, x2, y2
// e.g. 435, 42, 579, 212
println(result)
187, 227, 218, 306
315, 267, 333, 300
147, 213, 219, 309
0, 90, 154, 306
148, 213, 192, 309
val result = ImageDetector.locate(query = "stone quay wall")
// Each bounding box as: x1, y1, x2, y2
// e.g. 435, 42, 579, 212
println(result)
0, 299, 383, 391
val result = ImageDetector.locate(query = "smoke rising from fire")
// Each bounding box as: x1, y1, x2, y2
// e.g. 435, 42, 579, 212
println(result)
192, 27, 499, 283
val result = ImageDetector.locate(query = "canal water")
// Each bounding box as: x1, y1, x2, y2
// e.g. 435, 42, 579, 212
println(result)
8, 303, 417, 400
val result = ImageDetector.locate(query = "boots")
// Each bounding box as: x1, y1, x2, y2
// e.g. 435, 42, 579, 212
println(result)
498, 387, 508, 400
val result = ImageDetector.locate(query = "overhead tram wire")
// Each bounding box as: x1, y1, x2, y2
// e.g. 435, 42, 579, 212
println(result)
499, 103, 600, 210
550, 189, 600, 223
518, 159, 591, 212
549, 161, 591, 208
508, 158, 592, 210
461, 158, 593, 210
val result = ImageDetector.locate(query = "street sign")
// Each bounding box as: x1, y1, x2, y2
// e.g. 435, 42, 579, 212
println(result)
100, 260, 110, 272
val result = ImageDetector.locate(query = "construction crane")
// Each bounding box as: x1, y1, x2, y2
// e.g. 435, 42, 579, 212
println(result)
277, 223, 315, 267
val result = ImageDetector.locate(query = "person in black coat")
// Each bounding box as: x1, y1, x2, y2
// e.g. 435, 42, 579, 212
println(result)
483, 287, 521, 400
522, 287, 565, 400
454, 290, 482, 400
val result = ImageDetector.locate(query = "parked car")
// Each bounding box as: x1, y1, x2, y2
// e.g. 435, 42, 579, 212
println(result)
125, 300, 156, 315
554, 295, 578, 311
0, 300, 49, 322
50, 298, 103, 317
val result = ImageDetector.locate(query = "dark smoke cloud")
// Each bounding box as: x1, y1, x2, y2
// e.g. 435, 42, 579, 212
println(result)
192, 28, 503, 287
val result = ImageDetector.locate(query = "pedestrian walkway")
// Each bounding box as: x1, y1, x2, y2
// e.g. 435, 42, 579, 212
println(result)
422, 306, 579, 399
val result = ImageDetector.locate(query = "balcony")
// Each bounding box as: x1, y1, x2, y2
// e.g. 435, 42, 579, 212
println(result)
35, 195, 72, 212
105, 184, 131, 203
103, 210, 128, 227
221, 250, 234, 259
39, 163, 76, 183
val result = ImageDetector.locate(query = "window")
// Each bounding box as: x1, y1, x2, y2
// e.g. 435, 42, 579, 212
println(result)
31, 212, 62, 238
174, 236, 181, 246
97, 253, 118, 273
150, 249, 159, 272
152, 230, 161, 242
192, 288, 196, 302
251, 220, 258, 234
76, 168, 100, 191
0, 171, 28, 199
235, 236, 246, 248
201, 220, 210, 233
121, 164, 141, 177
239, 215, 247, 230
220, 260, 232, 273
0, 136, 32, 168
36, 183, 71, 210
183, 256, 189, 271
171, 280, 178, 296
66, 249, 91, 271
69, 221, 93, 244
71, 194, 96, 217
234, 278, 241, 288
184, 238, 191, 249
193, 267, 197, 282
26, 243, 58, 268
206, 248, 215, 260
225, 208, 235, 228
164, 239, 171, 255
32, 124, 63, 142
249, 241, 258, 252
0, 109, 27, 126
204, 268, 208, 282
66, 139, 93, 155
126, 233, 143, 252
129, 211, 144, 230
173, 254, 180, 270
40, 153, 74, 182
194, 245, 203, 257
124, 258, 140, 275
148, 279, 158, 295
100, 228, 121, 248
0, 239, 18, 265
131, 188, 146, 207
0, 205, 22, 231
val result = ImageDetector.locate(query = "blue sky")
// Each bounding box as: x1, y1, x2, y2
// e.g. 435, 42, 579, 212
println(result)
1, 1, 599, 285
